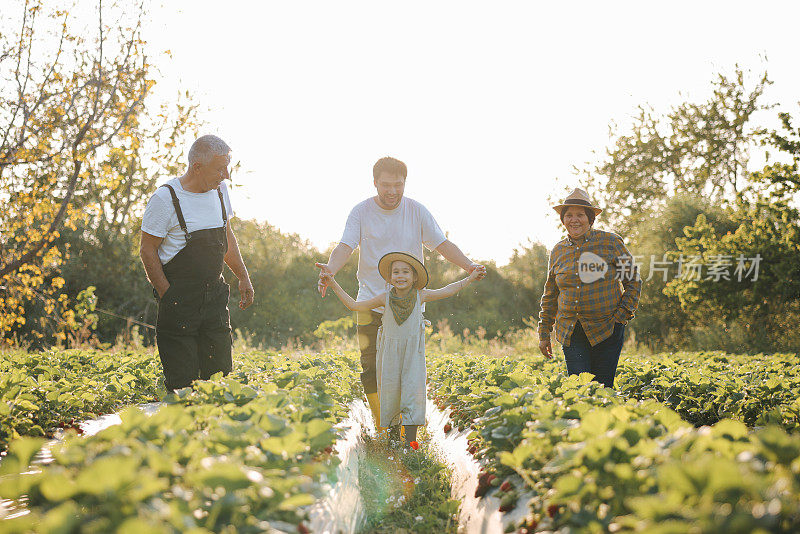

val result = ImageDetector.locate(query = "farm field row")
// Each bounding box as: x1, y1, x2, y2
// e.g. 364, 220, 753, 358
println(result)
1, 350, 163, 451
615, 351, 800, 431
3, 347, 797, 456
427, 352, 800, 533
0, 350, 361, 533
2, 347, 799, 532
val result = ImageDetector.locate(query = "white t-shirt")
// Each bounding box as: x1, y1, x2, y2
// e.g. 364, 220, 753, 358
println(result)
141, 177, 234, 264
340, 196, 447, 309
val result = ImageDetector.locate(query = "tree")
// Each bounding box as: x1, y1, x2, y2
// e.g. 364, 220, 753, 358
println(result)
579, 68, 771, 236
663, 108, 800, 352
628, 193, 737, 350
0, 1, 197, 344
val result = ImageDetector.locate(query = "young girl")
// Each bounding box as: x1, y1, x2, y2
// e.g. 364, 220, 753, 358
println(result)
320, 251, 481, 446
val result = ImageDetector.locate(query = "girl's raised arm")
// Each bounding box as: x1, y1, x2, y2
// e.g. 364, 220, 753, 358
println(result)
320, 272, 386, 311
421, 268, 481, 303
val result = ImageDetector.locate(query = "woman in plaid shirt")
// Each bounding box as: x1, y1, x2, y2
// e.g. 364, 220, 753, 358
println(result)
537, 188, 642, 388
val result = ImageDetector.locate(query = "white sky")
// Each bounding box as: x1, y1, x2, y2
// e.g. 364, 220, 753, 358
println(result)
144, 1, 800, 265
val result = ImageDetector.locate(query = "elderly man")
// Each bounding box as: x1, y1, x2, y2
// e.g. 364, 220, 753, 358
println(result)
140, 135, 254, 391
316, 156, 485, 426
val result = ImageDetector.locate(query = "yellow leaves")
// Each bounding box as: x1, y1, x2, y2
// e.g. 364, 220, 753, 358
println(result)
51, 277, 65, 289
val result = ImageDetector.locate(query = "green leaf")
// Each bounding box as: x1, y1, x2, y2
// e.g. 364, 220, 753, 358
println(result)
277, 492, 315, 510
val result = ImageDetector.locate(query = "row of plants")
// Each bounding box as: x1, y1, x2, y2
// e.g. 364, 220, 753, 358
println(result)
0, 349, 164, 451
0, 350, 362, 533
358, 430, 460, 533
428, 352, 800, 533
615, 351, 800, 432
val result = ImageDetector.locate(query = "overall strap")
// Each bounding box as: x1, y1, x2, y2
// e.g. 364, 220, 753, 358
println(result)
162, 184, 190, 242
217, 187, 228, 227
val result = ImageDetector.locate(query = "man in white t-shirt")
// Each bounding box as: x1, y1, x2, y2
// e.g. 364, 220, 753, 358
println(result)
140, 135, 254, 391
316, 156, 486, 425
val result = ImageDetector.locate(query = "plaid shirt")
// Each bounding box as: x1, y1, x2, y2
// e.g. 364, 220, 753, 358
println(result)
538, 228, 642, 347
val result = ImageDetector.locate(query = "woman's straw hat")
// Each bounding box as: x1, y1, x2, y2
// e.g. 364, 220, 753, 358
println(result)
378, 252, 429, 289
552, 188, 603, 216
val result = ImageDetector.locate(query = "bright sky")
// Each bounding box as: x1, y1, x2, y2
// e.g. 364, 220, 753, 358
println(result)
144, 1, 800, 265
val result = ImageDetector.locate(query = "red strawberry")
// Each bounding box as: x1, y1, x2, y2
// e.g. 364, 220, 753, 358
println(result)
444, 423, 452, 433
500, 480, 512, 492
323, 446, 333, 454
547, 504, 559, 518
297, 523, 310, 534
474, 484, 490, 498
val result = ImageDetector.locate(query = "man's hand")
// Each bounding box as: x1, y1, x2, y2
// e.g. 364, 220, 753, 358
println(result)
539, 336, 553, 359
315, 262, 332, 297
319, 271, 335, 286
238, 278, 255, 310
467, 262, 487, 280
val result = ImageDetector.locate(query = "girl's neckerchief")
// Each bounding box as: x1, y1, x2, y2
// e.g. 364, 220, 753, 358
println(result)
388, 287, 418, 325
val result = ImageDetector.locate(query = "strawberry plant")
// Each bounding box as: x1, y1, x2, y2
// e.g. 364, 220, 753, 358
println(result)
426, 351, 800, 532
616, 351, 800, 431
0, 350, 361, 533
1, 349, 163, 451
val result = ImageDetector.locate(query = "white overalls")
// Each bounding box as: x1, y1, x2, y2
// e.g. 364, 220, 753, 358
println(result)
376, 292, 427, 427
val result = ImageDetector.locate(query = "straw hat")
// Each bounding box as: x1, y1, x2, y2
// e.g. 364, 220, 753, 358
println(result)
378, 252, 429, 289
552, 188, 603, 216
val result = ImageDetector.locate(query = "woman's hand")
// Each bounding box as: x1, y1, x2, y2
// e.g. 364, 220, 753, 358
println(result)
539, 337, 553, 359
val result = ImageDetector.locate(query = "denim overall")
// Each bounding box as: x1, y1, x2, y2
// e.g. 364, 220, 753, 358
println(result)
155, 184, 232, 391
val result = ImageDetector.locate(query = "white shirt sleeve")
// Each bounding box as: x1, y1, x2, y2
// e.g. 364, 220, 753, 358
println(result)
221, 182, 235, 218
141, 193, 172, 238
339, 205, 361, 250
420, 204, 447, 250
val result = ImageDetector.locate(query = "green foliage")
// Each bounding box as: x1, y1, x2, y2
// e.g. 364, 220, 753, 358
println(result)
0, 348, 162, 451
626, 193, 738, 350
581, 67, 770, 235
576, 67, 799, 352
222, 219, 549, 348
422, 240, 549, 339
224, 218, 358, 348
616, 351, 800, 431
0, 350, 361, 533
663, 110, 800, 352
313, 315, 355, 348
427, 350, 800, 532
358, 432, 459, 533
0, 0, 199, 347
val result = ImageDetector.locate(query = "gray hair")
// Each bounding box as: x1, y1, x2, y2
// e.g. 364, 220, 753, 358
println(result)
188, 135, 231, 166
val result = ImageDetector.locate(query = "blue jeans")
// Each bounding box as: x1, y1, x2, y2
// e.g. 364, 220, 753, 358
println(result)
562, 321, 625, 388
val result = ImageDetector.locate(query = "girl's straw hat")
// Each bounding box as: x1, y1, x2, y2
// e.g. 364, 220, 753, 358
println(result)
378, 252, 429, 289
552, 188, 603, 216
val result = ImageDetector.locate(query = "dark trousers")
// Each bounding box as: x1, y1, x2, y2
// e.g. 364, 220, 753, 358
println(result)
562, 321, 625, 389
356, 310, 382, 394
156, 279, 232, 391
